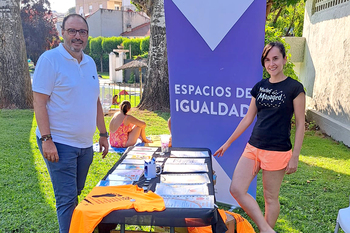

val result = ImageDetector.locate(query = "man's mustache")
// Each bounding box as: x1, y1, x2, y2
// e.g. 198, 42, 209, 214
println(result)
71, 39, 83, 44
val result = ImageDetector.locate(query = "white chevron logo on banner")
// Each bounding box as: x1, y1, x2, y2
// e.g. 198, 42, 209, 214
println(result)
172, 0, 255, 51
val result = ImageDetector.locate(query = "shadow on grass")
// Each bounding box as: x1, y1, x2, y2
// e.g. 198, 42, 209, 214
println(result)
0, 110, 57, 232
301, 130, 350, 160
154, 111, 170, 121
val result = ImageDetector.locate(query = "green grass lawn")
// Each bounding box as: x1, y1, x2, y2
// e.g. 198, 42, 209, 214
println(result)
98, 72, 110, 79
0, 109, 349, 232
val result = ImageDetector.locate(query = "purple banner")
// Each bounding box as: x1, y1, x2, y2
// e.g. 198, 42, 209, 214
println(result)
165, 0, 266, 205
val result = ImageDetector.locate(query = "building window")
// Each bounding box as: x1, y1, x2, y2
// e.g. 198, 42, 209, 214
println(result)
126, 24, 132, 32
89, 5, 92, 13
99, 4, 103, 8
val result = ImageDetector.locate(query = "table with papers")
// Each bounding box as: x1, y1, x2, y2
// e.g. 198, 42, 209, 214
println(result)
96, 146, 226, 233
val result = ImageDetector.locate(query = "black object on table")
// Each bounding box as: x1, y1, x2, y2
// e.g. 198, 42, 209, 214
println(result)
97, 147, 227, 233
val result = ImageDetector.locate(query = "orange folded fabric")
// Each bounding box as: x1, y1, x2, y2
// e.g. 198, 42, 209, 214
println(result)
187, 209, 255, 233
69, 185, 165, 233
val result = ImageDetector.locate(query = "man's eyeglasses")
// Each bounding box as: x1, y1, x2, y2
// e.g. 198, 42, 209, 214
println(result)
64, 28, 88, 37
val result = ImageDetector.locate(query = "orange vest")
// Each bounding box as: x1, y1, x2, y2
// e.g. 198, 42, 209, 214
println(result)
69, 185, 165, 233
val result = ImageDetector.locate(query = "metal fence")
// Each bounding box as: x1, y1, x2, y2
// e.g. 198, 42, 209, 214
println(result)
100, 80, 142, 114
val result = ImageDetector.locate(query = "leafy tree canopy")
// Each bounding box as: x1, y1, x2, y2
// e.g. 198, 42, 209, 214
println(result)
264, 0, 306, 81
264, 26, 298, 80
266, 0, 305, 37
20, 0, 60, 64
68, 7, 76, 14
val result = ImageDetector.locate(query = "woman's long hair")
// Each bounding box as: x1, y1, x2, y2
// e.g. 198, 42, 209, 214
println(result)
120, 100, 131, 115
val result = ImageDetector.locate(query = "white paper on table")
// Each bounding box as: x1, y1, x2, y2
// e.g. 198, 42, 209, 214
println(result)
155, 183, 209, 196
106, 174, 135, 181
121, 159, 147, 165
165, 158, 206, 165
160, 173, 210, 184
162, 195, 214, 208
170, 151, 209, 158
125, 152, 153, 161
163, 164, 208, 173
115, 164, 144, 170
156, 157, 166, 163
107, 169, 143, 181
130, 147, 158, 152
111, 169, 143, 177
97, 180, 133, 186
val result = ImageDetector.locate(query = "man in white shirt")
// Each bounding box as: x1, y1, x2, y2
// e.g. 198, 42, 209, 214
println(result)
32, 14, 109, 233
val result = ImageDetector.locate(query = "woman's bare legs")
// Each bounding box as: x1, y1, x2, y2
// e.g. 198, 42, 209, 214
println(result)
168, 117, 172, 146
262, 169, 285, 228
125, 126, 142, 147
230, 157, 275, 233
125, 126, 152, 147
140, 127, 152, 143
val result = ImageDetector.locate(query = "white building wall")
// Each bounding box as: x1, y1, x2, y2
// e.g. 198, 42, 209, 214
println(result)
86, 9, 149, 38
86, 10, 102, 38
284, 37, 305, 77
101, 9, 123, 37
87, 9, 123, 37
122, 11, 150, 33
300, 0, 350, 145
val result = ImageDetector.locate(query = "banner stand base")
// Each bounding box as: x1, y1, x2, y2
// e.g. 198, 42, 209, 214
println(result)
228, 205, 240, 212
216, 201, 241, 211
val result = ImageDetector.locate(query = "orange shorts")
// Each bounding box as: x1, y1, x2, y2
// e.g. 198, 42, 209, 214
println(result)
242, 143, 292, 172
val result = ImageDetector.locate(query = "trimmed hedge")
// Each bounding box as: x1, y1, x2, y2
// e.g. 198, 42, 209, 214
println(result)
140, 36, 149, 54
122, 38, 142, 59
102, 37, 125, 54
88, 36, 149, 72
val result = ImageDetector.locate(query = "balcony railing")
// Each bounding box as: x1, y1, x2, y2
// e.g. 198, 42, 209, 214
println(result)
313, 0, 349, 14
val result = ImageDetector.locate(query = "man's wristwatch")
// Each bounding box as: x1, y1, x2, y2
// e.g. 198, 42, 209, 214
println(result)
40, 134, 52, 142
99, 132, 109, 138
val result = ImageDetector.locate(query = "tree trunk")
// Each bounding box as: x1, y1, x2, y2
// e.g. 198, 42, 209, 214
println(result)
266, 0, 273, 19
132, 0, 169, 111
100, 55, 103, 73
273, 6, 283, 24
0, 0, 33, 109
